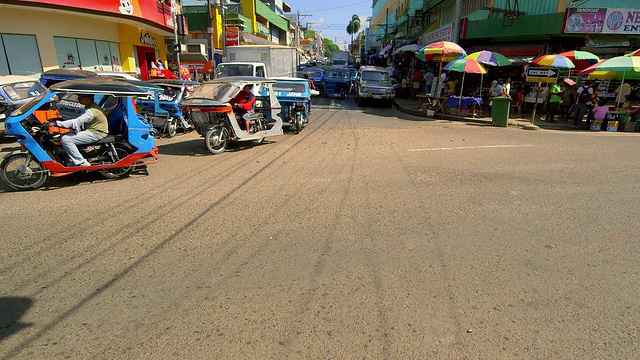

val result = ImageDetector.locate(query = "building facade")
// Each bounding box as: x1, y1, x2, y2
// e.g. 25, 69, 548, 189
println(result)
0, 0, 177, 78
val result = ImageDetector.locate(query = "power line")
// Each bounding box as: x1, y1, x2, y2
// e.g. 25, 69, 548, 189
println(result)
303, 0, 370, 13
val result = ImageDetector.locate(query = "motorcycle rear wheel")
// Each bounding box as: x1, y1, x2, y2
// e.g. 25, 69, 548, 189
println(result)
205, 127, 229, 154
0, 153, 48, 191
295, 114, 302, 134
165, 117, 178, 138
99, 147, 133, 179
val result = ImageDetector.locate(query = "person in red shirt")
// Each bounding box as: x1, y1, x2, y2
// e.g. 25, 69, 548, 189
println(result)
229, 84, 256, 133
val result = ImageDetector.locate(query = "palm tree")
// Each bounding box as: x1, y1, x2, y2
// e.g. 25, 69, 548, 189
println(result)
346, 15, 361, 56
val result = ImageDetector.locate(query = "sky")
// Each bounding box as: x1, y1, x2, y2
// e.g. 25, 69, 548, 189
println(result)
289, 0, 373, 50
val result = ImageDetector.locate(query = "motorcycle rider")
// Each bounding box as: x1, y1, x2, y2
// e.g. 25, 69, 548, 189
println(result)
53, 93, 108, 167
229, 84, 256, 133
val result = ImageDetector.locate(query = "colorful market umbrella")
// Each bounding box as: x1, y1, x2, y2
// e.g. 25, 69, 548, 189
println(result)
465, 50, 511, 90
579, 56, 640, 109
443, 59, 487, 115
626, 49, 640, 57
465, 51, 511, 67
532, 54, 575, 69
416, 41, 467, 97
557, 50, 600, 70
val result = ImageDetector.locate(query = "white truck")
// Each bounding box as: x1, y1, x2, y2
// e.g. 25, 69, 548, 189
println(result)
331, 51, 349, 69
216, 45, 297, 78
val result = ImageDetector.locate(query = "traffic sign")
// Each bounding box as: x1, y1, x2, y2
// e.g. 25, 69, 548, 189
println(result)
525, 67, 560, 83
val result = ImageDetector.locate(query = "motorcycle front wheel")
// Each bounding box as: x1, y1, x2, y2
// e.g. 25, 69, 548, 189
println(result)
99, 147, 133, 179
205, 126, 229, 154
0, 153, 48, 191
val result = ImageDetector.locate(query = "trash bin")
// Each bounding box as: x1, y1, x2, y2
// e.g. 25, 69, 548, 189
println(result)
491, 96, 511, 127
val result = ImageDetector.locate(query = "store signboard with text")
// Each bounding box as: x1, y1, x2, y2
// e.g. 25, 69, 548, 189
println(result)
18, 0, 174, 30
563, 8, 640, 34
418, 24, 452, 46
226, 27, 239, 47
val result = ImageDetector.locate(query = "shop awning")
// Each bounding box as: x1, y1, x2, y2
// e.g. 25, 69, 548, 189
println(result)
241, 32, 275, 45
255, 0, 289, 32
465, 42, 547, 56
379, 44, 392, 57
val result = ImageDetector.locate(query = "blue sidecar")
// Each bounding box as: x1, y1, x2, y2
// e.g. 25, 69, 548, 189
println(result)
136, 79, 200, 137
323, 69, 351, 99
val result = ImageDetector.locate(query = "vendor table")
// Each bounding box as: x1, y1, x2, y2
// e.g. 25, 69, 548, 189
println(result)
416, 94, 448, 113
446, 96, 482, 116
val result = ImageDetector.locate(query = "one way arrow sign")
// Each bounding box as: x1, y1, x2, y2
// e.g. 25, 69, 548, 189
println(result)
525, 67, 560, 83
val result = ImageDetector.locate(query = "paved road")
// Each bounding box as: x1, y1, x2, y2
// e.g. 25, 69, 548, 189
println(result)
2, 97, 640, 358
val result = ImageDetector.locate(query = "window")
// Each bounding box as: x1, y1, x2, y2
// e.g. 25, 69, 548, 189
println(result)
0, 34, 43, 76
362, 71, 389, 82
54, 37, 121, 71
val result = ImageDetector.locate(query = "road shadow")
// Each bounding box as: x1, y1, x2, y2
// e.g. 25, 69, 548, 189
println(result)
0, 169, 148, 193
157, 137, 277, 156
0, 297, 33, 342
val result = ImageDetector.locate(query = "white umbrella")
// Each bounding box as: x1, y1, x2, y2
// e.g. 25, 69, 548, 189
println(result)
392, 44, 422, 56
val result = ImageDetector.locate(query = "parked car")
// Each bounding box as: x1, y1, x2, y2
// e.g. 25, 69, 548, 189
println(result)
354, 66, 395, 107
0, 75, 47, 136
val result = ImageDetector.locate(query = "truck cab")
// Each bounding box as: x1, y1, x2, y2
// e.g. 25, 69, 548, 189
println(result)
216, 62, 267, 78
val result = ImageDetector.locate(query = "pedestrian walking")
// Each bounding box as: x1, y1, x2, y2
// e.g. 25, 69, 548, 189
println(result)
574, 80, 594, 126
545, 78, 563, 122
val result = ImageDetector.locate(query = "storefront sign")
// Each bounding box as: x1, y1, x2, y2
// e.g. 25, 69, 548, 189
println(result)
140, 33, 158, 47
226, 27, 239, 47
564, 8, 640, 34
418, 24, 452, 46
257, 22, 270, 37
19, 0, 174, 30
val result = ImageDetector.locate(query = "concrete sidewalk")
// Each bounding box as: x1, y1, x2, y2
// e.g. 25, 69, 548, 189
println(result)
393, 98, 582, 130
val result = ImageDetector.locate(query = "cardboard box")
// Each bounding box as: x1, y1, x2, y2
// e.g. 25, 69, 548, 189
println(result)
590, 120, 602, 131
606, 121, 619, 132
618, 121, 635, 132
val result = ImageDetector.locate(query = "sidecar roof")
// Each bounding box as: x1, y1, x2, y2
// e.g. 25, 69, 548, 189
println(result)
149, 79, 200, 87
40, 69, 97, 80
49, 79, 152, 97
206, 76, 276, 85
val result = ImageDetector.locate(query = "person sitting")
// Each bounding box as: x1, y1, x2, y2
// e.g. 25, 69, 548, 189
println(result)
591, 98, 609, 129
53, 94, 109, 167
229, 84, 256, 133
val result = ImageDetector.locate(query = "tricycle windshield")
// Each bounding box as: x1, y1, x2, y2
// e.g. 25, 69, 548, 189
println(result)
362, 71, 390, 82
272, 83, 307, 93
2, 81, 46, 101
9, 92, 47, 117
327, 71, 350, 79
216, 64, 255, 77
189, 82, 234, 101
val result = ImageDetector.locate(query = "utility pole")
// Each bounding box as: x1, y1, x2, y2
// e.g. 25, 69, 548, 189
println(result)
172, 4, 181, 74
452, 0, 463, 42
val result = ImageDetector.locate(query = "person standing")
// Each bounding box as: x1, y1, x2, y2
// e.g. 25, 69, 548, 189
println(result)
574, 80, 594, 126
412, 68, 423, 99
423, 69, 434, 95
502, 77, 511, 97
489, 80, 503, 116
545, 78, 563, 122
401, 75, 411, 99
615, 82, 631, 108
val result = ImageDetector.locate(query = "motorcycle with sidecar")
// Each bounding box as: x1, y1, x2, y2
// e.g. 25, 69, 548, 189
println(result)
136, 79, 199, 137
261, 77, 311, 134
180, 76, 283, 155
323, 69, 351, 99
0, 79, 158, 191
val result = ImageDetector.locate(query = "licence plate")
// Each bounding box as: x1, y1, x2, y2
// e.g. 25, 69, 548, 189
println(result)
372, 95, 382, 99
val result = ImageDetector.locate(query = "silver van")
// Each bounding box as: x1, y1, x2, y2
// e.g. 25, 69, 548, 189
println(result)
354, 66, 395, 107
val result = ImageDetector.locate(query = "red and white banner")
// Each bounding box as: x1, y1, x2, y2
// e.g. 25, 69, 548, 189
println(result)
226, 27, 239, 47
17, 0, 174, 30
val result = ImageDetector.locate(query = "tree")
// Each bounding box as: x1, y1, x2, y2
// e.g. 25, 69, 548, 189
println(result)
346, 15, 361, 56
323, 38, 340, 59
